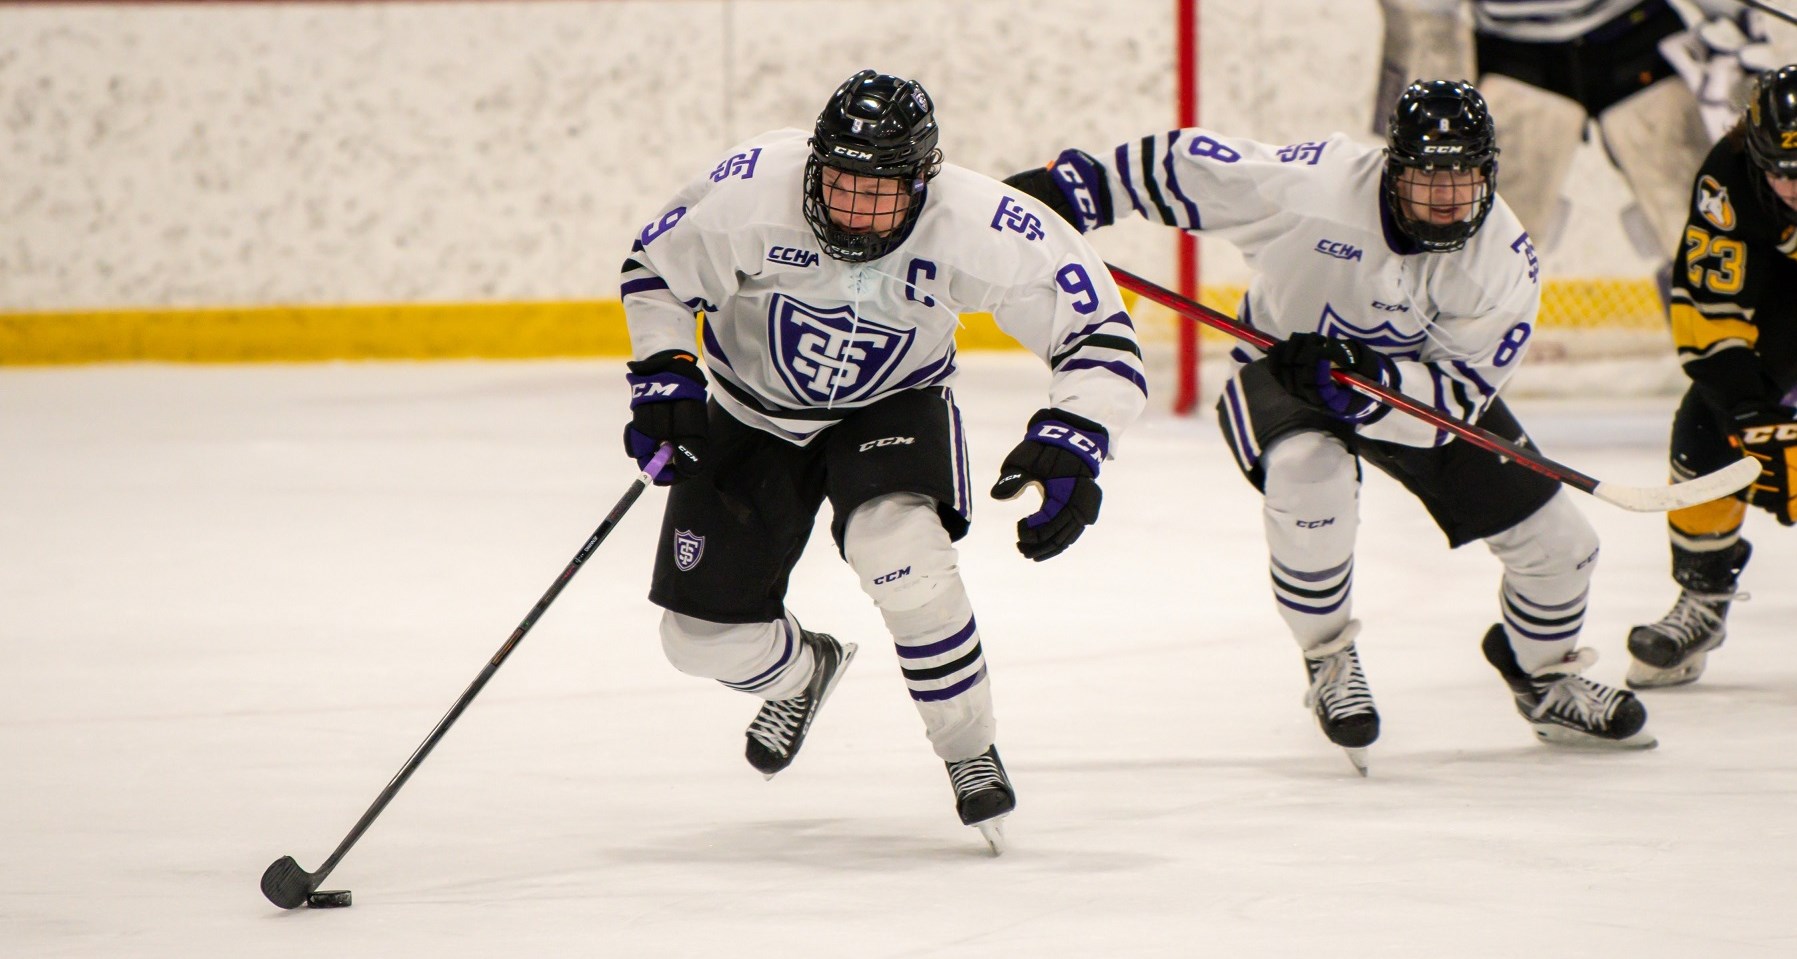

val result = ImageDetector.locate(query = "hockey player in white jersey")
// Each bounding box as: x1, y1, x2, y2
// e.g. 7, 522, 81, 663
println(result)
1007, 80, 1654, 772
1375, 0, 1782, 304
619, 70, 1146, 849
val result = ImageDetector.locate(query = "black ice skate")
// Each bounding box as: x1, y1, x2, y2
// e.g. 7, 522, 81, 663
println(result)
1626, 540, 1751, 690
946, 745, 1015, 856
744, 630, 857, 778
1301, 621, 1379, 776
1481, 624, 1655, 749
1626, 589, 1744, 689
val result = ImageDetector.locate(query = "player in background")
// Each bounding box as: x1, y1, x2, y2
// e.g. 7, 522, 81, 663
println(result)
1374, 1, 1784, 305
1626, 65, 1797, 688
619, 70, 1146, 849
1006, 80, 1655, 773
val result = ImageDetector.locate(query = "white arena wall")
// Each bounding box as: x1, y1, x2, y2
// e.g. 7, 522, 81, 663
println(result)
1, 0, 1788, 377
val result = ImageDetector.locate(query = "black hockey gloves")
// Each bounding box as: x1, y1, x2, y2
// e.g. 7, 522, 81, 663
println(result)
1001, 149, 1115, 234
990, 408, 1108, 562
1265, 332, 1396, 423
1728, 401, 1797, 526
623, 349, 708, 485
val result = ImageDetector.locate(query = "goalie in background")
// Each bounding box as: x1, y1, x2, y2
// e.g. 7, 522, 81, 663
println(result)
1627, 64, 1797, 689
1374, 0, 1787, 304
1005, 80, 1657, 774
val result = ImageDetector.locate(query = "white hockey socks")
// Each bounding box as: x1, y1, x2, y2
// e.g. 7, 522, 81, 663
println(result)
1261, 432, 1361, 650
659, 610, 814, 701
1484, 490, 1600, 674
845, 493, 994, 761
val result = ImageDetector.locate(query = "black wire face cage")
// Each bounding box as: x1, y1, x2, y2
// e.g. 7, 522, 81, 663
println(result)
1383, 157, 1497, 252
802, 149, 939, 263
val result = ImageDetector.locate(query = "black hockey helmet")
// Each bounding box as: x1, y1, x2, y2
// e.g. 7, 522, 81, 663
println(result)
803, 69, 943, 263
1382, 79, 1499, 252
1745, 64, 1797, 180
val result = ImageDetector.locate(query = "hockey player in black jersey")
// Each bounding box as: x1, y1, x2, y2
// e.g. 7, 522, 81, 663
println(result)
1007, 80, 1656, 773
1627, 64, 1797, 689
619, 70, 1145, 851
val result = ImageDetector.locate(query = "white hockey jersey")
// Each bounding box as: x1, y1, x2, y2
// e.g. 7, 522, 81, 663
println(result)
1396, 0, 1661, 45
1104, 129, 1541, 447
621, 129, 1148, 447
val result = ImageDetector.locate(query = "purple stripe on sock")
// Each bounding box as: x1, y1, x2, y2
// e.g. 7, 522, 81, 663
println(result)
898, 617, 977, 660
721, 621, 795, 690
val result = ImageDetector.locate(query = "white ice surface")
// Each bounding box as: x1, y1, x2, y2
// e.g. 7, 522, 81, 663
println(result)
3, 355, 1793, 958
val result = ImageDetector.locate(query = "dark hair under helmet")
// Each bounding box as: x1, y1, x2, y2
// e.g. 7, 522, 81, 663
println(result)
1383, 79, 1499, 253
802, 70, 943, 263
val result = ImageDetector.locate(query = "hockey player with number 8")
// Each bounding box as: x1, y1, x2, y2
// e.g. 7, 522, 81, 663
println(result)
1007, 79, 1656, 773
618, 70, 1146, 851
1626, 64, 1797, 689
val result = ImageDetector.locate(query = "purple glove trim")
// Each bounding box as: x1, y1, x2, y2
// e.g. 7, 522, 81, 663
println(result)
1050, 149, 1109, 233
1025, 476, 1078, 529
1028, 420, 1108, 476
627, 370, 707, 408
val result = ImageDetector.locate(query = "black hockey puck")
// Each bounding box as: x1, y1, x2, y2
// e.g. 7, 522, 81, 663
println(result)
306, 890, 352, 909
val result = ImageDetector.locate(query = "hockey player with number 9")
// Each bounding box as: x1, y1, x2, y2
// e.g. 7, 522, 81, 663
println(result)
618, 70, 1146, 850
1627, 64, 1797, 689
1007, 80, 1656, 773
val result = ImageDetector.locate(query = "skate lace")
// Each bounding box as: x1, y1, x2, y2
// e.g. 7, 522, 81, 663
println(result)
1656, 590, 1747, 646
745, 694, 809, 758
1530, 673, 1626, 729
947, 754, 1006, 800
1304, 647, 1375, 721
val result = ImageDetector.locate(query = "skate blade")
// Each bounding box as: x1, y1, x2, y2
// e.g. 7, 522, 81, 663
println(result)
974, 817, 1007, 856
1625, 653, 1708, 690
1342, 747, 1370, 777
1532, 724, 1659, 750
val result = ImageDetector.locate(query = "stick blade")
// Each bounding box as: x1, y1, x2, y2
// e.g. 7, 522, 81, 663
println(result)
1593, 456, 1760, 513
261, 856, 316, 910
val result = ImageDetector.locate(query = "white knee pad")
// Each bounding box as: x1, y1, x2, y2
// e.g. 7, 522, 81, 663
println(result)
843, 493, 959, 615
1484, 490, 1600, 673
1484, 489, 1600, 587
659, 610, 812, 700
1261, 431, 1361, 649
844, 492, 993, 760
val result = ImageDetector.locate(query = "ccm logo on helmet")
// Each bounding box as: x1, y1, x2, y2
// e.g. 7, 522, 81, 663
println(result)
832, 146, 874, 160
1741, 424, 1797, 444
1421, 144, 1465, 154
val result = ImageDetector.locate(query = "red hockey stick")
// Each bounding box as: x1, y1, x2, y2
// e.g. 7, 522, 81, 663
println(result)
1109, 264, 1758, 513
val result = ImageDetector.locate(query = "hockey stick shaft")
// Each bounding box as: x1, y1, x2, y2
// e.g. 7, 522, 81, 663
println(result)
1741, 0, 1797, 30
1109, 264, 1759, 513
261, 444, 674, 908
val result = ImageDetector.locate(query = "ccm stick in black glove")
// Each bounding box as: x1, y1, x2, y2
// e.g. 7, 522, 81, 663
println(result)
1729, 400, 1797, 526
990, 408, 1108, 561
623, 349, 708, 485
1264, 331, 1397, 423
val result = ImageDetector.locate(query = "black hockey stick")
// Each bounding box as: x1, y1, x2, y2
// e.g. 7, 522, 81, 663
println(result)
260, 444, 676, 910
1742, 0, 1797, 30
1109, 265, 1759, 513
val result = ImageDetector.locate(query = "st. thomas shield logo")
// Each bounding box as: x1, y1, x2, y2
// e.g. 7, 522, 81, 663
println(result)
673, 529, 705, 572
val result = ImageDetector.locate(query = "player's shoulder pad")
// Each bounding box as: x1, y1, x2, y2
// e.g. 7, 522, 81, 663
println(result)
926, 163, 1092, 254
637, 129, 809, 245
